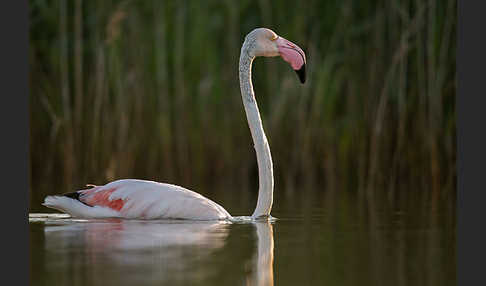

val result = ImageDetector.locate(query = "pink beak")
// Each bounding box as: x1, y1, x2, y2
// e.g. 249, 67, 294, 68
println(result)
276, 37, 306, 83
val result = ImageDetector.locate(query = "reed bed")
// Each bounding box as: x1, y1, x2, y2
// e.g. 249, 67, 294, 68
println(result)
29, 0, 456, 210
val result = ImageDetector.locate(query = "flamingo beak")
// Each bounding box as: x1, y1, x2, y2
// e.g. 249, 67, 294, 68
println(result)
276, 37, 306, 84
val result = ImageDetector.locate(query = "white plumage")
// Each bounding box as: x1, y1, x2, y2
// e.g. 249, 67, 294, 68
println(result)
44, 179, 230, 220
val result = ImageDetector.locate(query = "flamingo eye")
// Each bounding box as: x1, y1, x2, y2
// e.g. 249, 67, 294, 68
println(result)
270, 35, 278, 41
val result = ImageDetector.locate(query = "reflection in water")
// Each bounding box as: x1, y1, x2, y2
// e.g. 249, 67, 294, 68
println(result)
39, 217, 232, 284
44, 219, 230, 250
32, 214, 276, 285
249, 222, 274, 286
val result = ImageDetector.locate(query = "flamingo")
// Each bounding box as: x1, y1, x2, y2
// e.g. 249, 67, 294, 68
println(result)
43, 28, 306, 220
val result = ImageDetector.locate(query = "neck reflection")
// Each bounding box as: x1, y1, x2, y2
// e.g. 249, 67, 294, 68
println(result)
250, 221, 275, 286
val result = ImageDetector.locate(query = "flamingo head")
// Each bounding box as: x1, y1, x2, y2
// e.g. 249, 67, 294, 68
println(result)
249, 28, 306, 84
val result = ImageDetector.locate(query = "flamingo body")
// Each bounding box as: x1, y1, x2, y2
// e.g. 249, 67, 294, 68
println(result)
44, 179, 231, 220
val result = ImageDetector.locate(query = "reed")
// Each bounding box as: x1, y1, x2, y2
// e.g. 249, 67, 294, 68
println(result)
29, 0, 456, 210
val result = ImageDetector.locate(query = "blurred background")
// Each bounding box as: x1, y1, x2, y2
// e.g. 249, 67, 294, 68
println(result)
29, 0, 456, 212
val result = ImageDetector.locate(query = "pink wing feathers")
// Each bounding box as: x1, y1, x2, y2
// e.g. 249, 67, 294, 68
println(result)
79, 186, 126, 212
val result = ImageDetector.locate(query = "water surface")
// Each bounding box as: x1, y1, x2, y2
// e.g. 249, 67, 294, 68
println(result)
29, 191, 455, 285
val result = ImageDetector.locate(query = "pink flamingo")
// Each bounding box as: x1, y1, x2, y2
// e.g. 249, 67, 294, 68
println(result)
43, 28, 306, 220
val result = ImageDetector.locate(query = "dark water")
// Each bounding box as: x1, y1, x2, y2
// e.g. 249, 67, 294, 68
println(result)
29, 190, 455, 286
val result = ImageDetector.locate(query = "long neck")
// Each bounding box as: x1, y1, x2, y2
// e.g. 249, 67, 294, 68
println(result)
239, 40, 274, 218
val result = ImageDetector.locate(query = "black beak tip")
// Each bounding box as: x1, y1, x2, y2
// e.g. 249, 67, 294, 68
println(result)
295, 64, 306, 84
